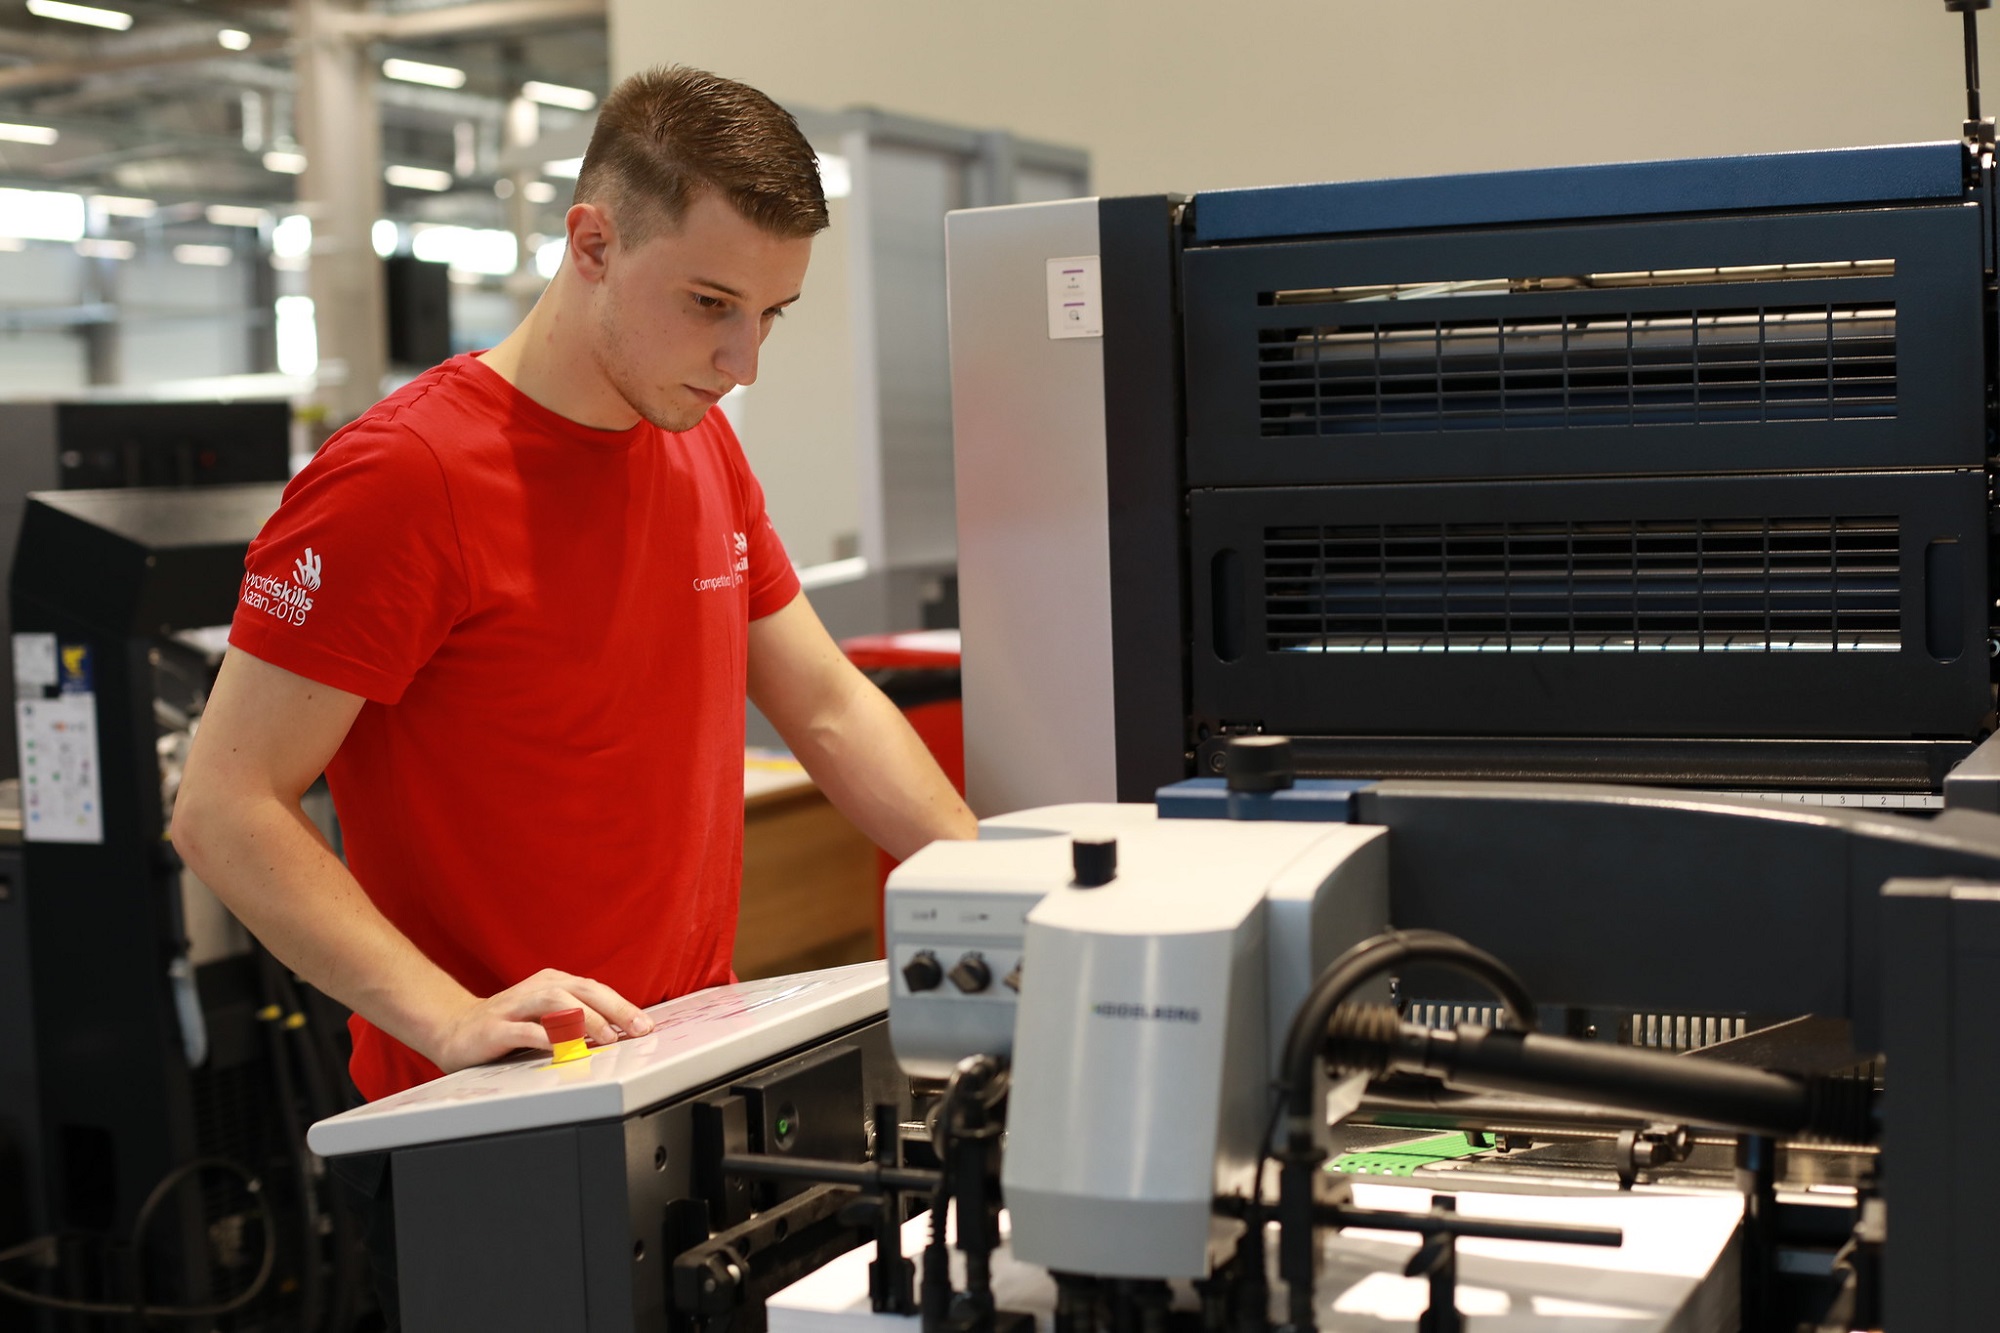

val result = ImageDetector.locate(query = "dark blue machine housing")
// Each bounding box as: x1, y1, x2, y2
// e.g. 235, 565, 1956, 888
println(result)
1098, 142, 1999, 797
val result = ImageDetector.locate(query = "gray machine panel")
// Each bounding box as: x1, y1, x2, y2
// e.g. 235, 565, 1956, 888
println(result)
947, 198, 1116, 816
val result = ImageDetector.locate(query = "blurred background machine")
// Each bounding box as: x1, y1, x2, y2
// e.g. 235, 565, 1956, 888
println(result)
1, 483, 369, 1332
0, 399, 291, 780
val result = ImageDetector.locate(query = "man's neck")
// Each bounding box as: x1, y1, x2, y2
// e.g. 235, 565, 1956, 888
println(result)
477, 290, 641, 432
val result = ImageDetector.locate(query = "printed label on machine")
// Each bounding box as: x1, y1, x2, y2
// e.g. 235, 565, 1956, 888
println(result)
1045, 255, 1103, 339
11, 633, 56, 695
17, 693, 104, 844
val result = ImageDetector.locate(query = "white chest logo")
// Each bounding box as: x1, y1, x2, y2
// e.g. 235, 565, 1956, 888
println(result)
693, 532, 750, 593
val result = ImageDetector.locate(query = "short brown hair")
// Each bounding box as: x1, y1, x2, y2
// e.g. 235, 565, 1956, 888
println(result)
574, 66, 828, 244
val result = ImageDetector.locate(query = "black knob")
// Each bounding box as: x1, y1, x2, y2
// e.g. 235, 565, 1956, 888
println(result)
1072, 835, 1118, 887
902, 951, 944, 993
1225, 735, 1295, 792
948, 954, 992, 993
1002, 964, 1022, 992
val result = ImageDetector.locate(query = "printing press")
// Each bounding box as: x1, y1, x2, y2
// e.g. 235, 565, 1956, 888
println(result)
303, 6, 2000, 1330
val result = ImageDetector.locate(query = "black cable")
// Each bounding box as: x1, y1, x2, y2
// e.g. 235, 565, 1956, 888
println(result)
1281, 930, 1535, 1125
0, 1158, 276, 1321
1263, 931, 1535, 1333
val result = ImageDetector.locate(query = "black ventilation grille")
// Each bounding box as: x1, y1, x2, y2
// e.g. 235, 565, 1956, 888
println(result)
1257, 303, 1897, 437
1263, 516, 1901, 655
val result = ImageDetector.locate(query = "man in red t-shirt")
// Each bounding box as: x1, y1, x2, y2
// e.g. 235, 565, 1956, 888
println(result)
171, 67, 975, 1102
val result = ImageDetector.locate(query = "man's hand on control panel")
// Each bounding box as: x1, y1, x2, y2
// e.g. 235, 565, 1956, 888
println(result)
425, 969, 657, 1074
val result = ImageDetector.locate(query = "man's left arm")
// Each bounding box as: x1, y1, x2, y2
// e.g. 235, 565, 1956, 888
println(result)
747, 595, 976, 859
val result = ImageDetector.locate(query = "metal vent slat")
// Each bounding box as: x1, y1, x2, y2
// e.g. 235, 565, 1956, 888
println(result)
1258, 303, 1898, 436
1263, 517, 1901, 654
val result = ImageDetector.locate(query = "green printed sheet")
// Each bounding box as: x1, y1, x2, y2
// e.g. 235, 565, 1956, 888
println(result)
1328, 1133, 1489, 1177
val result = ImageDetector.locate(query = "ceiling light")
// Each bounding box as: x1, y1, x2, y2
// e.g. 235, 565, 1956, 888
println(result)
381, 58, 466, 90
0, 238, 25, 253
410, 223, 516, 276
75, 237, 134, 260
521, 81, 596, 111
174, 243, 233, 267
384, 164, 453, 192
542, 157, 583, 179
272, 214, 311, 259
524, 180, 557, 204
372, 219, 400, 257
263, 150, 307, 175
90, 194, 155, 218
217, 28, 251, 50
205, 204, 269, 228
0, 188, 86, 243
0, 123, 59, 147
26, 0, 132, 30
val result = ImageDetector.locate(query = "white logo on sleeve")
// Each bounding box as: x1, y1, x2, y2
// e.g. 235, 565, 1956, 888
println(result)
693, 532, 750, 593
240, 545, 322, 627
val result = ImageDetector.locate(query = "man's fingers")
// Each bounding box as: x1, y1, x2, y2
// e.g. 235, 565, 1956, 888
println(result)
564, 977, 654, 1038
500, 1020, 550, 1052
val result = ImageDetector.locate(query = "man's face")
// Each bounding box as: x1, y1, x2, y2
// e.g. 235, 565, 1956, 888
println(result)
587, 190, 813, 433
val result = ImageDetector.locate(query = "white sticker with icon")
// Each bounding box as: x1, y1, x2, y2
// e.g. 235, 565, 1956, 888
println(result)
1046, 255, 1103, 339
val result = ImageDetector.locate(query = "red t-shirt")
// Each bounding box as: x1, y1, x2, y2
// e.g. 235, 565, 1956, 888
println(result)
228, 353, 800, 1099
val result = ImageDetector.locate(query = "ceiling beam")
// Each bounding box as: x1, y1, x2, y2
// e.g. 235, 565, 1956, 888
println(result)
326, 0, 604, 42
0, 33, 289, 96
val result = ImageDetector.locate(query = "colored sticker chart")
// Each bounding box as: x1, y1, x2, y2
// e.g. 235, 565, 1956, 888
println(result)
17, 693, 104, 844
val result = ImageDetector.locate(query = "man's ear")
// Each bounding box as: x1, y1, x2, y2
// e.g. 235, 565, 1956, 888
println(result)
566, 201, 614, 281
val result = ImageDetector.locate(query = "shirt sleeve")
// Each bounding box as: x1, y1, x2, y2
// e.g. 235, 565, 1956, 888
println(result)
228, 420, 467, 704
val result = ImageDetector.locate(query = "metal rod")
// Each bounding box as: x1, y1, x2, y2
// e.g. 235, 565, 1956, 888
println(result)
1317, 1203, 1624, 1248
721, 1152, 942, 1194
1969, 7, 1985, 125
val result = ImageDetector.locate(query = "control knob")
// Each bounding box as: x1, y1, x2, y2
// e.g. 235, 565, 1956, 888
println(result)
902, 951, 944, 993
948, 953, 992, 994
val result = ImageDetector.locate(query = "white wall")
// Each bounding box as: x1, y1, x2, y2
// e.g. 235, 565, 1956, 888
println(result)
610, 1, 1982, 197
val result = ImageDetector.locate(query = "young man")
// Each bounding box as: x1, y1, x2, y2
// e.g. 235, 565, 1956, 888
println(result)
171, 66, 976, 1104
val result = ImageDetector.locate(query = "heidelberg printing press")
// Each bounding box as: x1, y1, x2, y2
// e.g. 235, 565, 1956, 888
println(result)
188, 7, 2000, 1333
302, 11, 2000, 1333
307, 771, 2000, 1333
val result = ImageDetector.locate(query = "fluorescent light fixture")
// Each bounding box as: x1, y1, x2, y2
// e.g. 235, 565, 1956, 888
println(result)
205, 203, 269, 228
275, 295, 317, 376
410, 223, 516, 276
520, 80, 596, 111
90, 194, 155, 218
371, 219, 399, 257
535, 236, 565, 279
523, 180, 557, 204
26, 0, 132, 30
217, 28, 251, 50
173, 243, 233, 267
272, 214, 311, 259
263, 150, 306, 175
541, 156, 583, 179
0, 237, 25, 252
381, 58, 466, 90
0, 188, 85, 243
384, 164, 453, 192
816, 153, 851, 200
75, 237, 134, 260
0, 123, 59, 147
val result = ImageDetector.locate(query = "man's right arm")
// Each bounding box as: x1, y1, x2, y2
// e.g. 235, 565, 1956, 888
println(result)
171, 647, 653, 1074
